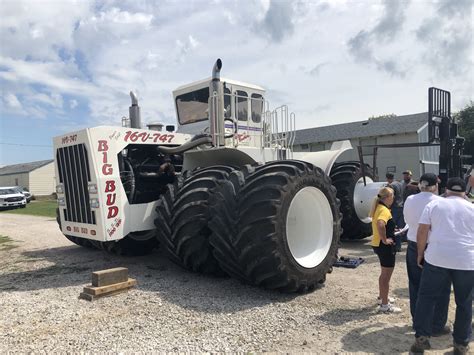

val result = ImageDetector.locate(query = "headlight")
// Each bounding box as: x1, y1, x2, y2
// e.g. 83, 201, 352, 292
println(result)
88, 184, 98, 194
58, 197, 65, 206
56, 184, 64, 194
90, 198, 99, 208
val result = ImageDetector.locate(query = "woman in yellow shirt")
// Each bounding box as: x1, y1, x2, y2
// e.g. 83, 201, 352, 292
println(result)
370, 186, 401, 313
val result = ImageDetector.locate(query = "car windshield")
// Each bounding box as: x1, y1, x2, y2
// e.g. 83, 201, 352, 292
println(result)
0, 188, 18, 195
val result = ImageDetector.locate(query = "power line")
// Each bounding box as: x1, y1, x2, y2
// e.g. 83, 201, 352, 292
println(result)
0, 142, 52, 148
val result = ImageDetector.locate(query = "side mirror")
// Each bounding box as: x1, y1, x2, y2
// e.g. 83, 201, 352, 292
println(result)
166, 125, 175, 132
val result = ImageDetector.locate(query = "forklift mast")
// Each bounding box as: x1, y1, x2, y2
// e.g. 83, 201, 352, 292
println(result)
428, 87, 465, 191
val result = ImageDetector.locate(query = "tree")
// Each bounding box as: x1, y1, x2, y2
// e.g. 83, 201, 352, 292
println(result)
454, 101, 474, 164
368, 113, 397, 120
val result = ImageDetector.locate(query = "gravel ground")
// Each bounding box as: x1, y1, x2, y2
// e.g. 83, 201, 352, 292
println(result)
0, 213, 462, 353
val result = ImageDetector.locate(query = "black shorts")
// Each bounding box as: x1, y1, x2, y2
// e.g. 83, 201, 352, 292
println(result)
373, 243, 396, 268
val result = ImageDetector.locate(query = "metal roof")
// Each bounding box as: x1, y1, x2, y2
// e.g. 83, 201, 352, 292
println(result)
0, 159, 54, 176
173, 77, 266, 94
294, 112, 428, 145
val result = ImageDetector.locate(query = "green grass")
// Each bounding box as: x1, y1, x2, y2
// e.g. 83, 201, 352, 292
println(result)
0, 235, 19, 251
0, 200, 57, 218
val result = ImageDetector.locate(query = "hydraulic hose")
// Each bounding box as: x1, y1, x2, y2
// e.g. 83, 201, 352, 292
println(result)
123, 158, 136, 203
157, 136, 212, 154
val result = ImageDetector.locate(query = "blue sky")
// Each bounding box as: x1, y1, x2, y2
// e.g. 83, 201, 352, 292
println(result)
0, 0, 472, 166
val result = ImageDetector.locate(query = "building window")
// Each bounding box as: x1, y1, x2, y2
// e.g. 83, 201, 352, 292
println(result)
311, 143, 325, 152
359, 138, 377, 155
15, 178, 18, 185
300, 144, 309, 150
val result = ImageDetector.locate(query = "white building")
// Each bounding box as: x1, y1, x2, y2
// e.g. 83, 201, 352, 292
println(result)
293, 112, 439, 180
0, 160, 55, 196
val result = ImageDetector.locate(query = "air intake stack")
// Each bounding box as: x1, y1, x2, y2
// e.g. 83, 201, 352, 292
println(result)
129, 91, 142, 129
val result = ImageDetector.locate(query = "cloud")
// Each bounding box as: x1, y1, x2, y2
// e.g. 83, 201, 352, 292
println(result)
28, 92, 63, 108
258, 0, 295, 42
69, 99, 78, 109
415, 0, 472, 77
0, 56, 101, 97
347, 0, 410, 77
4, 93, 22, 109
372, 0, 407, 40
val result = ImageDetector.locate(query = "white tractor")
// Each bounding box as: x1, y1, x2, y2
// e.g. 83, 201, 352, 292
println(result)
54, 59, 384, 292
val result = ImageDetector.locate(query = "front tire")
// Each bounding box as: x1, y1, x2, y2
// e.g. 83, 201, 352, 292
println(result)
99, 230, 158, 256
56, 208, 98, 249
209, 160, 342, 292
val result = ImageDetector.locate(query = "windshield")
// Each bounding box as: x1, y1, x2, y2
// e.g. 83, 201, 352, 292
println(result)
176, 87, 209, 125
0, 189, 18, 195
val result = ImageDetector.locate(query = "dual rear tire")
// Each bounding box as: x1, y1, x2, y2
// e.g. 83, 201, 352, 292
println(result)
155, 161, 342, 292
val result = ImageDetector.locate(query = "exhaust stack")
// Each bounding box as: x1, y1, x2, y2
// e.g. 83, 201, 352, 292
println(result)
129, 91, 142, 129
209, 59, 224, 146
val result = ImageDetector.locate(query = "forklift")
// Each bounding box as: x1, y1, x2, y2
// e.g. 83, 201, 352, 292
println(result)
358, 87, 465, 194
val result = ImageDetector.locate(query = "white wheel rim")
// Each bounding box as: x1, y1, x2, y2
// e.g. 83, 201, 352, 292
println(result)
353, 178, 386, 223
286, 187, 333, 268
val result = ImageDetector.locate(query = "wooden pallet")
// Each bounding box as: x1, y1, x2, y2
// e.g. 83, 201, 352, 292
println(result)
79, 267, 137, 301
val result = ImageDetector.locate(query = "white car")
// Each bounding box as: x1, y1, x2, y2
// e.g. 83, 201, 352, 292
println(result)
0, 187, 27, 209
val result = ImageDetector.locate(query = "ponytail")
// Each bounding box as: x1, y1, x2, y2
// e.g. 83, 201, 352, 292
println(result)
369, 186, 394, 218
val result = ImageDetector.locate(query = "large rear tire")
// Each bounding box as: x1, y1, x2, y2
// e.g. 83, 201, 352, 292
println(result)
154, 166, 236, 275
330, 161, 374, 240
209, 160, 342, 292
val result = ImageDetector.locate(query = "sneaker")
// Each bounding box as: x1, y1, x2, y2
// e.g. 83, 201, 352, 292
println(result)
377, 296, 396, 305
378, 303, 401, 313
432, 325, 451, 337
453, 343, 469, 355
409, 336, 431, 354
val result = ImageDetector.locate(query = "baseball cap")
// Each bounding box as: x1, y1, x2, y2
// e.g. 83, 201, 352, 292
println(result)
403, 170, 413, 175
446, 177, 466, 192
419, 173, 437, 187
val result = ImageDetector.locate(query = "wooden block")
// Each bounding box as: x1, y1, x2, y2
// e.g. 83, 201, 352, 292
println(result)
84, 278, 137, 296
79, 288, 131, 301
92, 267, 128, 287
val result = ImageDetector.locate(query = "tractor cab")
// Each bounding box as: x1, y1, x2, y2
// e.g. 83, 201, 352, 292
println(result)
173, 77, 266, 148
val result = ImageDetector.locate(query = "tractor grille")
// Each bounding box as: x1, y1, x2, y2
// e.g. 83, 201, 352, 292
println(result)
5, 197, 23, 202
57, 144, 96, 224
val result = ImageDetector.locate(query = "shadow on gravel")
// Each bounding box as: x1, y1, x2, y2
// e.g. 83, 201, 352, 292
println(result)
392, 287, 410, 299
0, 245, 299, 313
340, 324, 413, 354
339, 239, 408, 266
316, 305, 376, 326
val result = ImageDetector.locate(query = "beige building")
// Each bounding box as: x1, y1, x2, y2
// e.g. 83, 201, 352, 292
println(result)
0, 160, 55, 196
293, 112, 439, 180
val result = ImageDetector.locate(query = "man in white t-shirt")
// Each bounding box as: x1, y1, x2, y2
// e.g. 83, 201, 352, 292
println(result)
403, 173, 450, 335
410, 177, 474, 355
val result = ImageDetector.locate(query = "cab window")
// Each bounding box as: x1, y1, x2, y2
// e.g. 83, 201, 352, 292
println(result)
251, 93, 263, 123
236, 90, 248, 121
224, 87, 231, 119
175, 87, 209, 125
